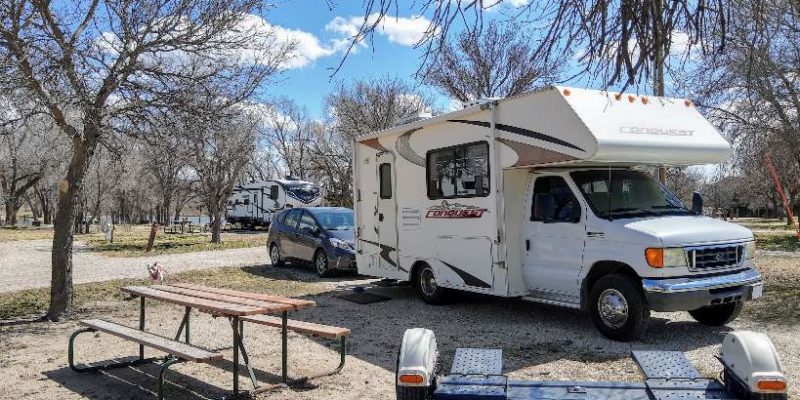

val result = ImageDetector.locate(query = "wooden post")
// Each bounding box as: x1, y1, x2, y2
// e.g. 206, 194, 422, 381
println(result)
145, 222, 158, 252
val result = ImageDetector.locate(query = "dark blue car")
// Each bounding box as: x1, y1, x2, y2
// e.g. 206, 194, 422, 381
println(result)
267, 207, 356, 277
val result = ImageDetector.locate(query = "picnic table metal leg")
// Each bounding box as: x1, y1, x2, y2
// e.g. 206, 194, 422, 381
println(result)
158, 357, 185, 400
230, 319, 259, 390
233, 315, 240, 395
139, 297, 145, 360
184, 307, 190, 343
282, 311, 288, 383
173, 307, 191, 343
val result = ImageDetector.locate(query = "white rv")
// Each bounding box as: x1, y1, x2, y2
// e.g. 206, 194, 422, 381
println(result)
353, 87, 763, 341
226, 179, 321, 228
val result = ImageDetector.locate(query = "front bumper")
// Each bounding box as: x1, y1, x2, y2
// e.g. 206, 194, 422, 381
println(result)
642, 268, 763, 312
328, 249, 357, 270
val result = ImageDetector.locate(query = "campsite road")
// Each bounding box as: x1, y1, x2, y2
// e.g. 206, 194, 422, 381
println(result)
0, 239, 268, 293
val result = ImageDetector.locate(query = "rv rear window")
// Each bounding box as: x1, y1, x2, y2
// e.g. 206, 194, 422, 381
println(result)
426, 141, 490, 200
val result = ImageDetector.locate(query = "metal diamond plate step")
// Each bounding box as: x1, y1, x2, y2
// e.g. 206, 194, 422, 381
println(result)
450, 348, 503, 376
632, 351, 702, 380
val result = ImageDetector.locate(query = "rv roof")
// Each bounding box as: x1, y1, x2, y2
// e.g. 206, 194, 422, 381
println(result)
356, 86, 731, 167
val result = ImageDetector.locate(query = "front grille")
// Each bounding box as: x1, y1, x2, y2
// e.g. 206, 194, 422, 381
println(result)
687, 245, 742, 270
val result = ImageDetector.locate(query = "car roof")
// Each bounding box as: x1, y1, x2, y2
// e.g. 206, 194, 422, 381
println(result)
306, 207, 352, 214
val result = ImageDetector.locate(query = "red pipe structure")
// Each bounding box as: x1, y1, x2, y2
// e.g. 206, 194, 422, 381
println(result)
764, 153, 800, 240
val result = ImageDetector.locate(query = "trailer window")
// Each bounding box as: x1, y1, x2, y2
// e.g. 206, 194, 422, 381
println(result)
379, 163, 392, 199
427, 141, 490, 199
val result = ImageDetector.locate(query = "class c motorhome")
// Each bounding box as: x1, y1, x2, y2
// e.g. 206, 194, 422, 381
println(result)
352, 87, 763, 341
226, 179, 321, 228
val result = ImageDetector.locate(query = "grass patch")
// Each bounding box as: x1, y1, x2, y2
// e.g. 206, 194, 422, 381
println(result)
744, 281, 800, 326
0, 266, 328, 320
733, 218, 795, 231
753, 231, 800, 252
83, 225, 266, 257
0, 226, 54, 242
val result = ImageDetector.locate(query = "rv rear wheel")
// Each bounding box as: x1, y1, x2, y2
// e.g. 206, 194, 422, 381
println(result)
589, 274, 650, 342
415, 264, 448, 305
689, 302, 743, 326
269, 243, 285, 267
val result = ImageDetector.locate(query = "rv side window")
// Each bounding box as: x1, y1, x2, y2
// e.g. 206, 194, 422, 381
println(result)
531, 176, 579, 223
379, 163, 392, 199
243, 198, 250, 205
427, 141, 490, 199
270, 185, 279, 200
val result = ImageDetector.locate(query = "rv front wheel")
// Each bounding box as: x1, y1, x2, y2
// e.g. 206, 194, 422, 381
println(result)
589, 274, 650, 342
415, 264, 448, 305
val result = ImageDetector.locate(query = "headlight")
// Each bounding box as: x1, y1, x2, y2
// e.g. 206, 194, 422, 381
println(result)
743, 241, 756, 260
645, 247, 688, 268
330, 238, 352, 250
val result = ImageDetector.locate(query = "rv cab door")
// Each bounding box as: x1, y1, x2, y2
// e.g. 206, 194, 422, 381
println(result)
376, 152, 399, 270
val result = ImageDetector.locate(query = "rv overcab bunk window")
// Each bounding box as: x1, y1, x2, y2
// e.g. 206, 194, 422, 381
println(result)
427, 141, 490, 199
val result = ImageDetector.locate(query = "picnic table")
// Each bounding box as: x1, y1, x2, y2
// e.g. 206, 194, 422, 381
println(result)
123, 283, 316, 394
69, 283, 319, 398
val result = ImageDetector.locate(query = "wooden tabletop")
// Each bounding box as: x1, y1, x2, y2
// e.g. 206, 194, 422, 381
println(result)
121, 284, 316, 317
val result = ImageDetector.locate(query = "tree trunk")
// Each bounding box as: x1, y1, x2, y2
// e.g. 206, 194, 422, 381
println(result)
4, 198, 17, 226
211, 207, 222, 243
47, 136, 95, 321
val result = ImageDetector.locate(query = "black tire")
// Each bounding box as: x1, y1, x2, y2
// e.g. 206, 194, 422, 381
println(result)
269, 242, 285, 267
414, 263, 448, 305
315, 249, 333, 278
689, 302, 743, 326
395, 346, 432, 400
589, 274, 650, 342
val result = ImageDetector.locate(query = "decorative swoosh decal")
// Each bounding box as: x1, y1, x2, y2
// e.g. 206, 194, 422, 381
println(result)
448, 119, 585, 152
359, 238, 407, 272
396, 129, 425, 166
440, 260, 492, 288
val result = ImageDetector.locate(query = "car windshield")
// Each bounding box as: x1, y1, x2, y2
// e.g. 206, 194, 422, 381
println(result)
284, 182, 320, 202
570, 170, 692, 220
314, 212, 354, 231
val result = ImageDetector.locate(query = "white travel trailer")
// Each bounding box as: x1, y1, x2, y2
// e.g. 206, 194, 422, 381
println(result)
353, 87, 763, 341
226, 179, 321, 228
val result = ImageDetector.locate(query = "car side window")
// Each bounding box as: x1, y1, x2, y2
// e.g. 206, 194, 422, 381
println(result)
298, 211, 317, 233
283, 209, 300, 228
531, 176, 580, 223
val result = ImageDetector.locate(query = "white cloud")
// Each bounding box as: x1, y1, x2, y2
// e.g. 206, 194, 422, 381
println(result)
326, 13, 433, 47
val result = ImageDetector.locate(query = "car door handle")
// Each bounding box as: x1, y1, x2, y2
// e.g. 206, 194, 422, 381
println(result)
587, 231, 605, 238
378, 213, 384, 222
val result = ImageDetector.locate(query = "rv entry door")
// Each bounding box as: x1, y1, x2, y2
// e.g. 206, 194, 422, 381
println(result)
376, 152, 399, 270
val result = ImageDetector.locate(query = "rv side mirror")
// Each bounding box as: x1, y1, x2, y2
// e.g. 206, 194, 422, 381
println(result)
692, 192, 704, 215
534, 193, 556, 222
269, 186, 279, 200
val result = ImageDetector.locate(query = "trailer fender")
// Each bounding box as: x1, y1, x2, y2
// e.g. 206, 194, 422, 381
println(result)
397, 328, 438, 389
721, 331, 787, 397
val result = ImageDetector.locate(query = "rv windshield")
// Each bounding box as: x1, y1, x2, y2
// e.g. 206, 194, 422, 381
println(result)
284, 182, 320, 203
570, 170, 692, 220
315, 212, 355, 231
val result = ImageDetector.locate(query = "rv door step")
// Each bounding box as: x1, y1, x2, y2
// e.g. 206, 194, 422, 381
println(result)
450, 348, 503, 376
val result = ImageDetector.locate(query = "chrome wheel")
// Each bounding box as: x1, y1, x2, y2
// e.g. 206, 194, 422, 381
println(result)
419, 267, 437, 297
598, 288, 629, 329
270, 244, 281, 266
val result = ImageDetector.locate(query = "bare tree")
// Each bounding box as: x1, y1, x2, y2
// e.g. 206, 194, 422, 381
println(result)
261, 98, 315, 180
421, 20, 561, 102
326, 77, 434, 138
0, 0, 288, 320
181, 98, 260, 243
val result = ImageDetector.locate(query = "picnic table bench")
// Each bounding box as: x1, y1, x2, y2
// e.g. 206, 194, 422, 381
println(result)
68, 283, 348, 399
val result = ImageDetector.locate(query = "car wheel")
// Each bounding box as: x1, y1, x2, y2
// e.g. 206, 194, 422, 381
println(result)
270, 243, 285, 267
315, 249, 333, 277
415, 263, 448, 305
589, 274, 650, 342
689, 302, 743, 326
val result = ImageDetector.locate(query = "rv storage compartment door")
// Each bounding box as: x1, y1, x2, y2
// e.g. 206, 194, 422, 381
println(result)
436, 237, 494, 291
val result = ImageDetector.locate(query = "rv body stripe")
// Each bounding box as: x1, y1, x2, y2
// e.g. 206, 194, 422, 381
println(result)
396, 129, 425, 166
448, 119, 585, 152
440, 261, 492, 288
358, 239, 406, 272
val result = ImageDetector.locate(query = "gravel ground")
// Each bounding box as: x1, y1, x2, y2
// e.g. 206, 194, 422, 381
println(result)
0, 264, 798, 400
0, 239, 267, 293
